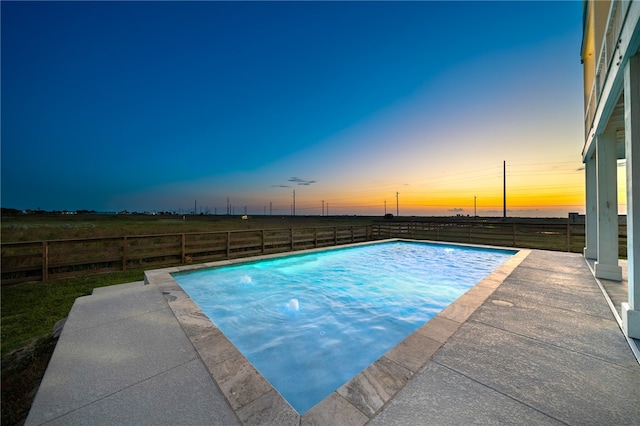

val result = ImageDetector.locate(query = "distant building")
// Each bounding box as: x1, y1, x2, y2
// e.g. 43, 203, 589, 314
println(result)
568, 212, 585, 223
581, 0, 639, 339
570, 212, 628, 224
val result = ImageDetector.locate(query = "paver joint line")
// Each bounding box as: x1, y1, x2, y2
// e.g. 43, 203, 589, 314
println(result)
468, 318, 635, 372
429, 360, 569, 425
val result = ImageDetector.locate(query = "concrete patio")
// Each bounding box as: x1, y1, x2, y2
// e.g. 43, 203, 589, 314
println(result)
25, 248, 640, 425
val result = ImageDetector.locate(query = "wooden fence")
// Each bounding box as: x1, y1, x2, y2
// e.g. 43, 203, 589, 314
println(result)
1, 225, 371, 285
2, 219, 626, 285
371, 219, 626, 257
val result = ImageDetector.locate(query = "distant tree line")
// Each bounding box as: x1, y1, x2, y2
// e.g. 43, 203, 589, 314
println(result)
1, 207, 98, 216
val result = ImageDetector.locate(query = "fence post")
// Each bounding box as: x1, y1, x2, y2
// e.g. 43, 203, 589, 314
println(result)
42, 241, 49, 282
351, 226, 354, 243
181, 234, 186, 263
436, 223, 440, 241
262, 229, 266, 254
314, 228, 318, 248
512, 223, 517, 247
334, 227, 338, 245
122, 237, 128, 271
291, 228, 294, 250
468, 223, 472, 243
226, 232, 231, 258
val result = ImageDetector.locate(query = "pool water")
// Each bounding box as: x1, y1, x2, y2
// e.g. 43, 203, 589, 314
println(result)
173, 241, 515, 414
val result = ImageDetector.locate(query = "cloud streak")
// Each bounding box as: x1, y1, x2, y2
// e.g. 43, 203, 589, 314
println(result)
288, 177, 317, 186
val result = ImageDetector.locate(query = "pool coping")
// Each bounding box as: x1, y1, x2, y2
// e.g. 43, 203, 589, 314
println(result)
144, 239, 531, 425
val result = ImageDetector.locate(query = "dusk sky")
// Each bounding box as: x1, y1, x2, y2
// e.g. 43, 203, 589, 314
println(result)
1, 1, 599, 217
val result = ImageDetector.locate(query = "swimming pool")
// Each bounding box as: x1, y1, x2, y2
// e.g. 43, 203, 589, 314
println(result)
171, 240, 516, 414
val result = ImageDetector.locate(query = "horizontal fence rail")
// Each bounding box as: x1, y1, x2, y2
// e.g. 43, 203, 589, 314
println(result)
371, 219, 627, 257
1, 225, 372, 285
1, 219, 624, 285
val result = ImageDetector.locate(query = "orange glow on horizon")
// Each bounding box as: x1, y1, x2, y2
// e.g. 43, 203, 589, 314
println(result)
243, 160, 592, 217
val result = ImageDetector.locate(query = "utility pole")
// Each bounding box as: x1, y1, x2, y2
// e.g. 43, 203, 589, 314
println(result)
293, 190, 296, 216
384, 200, 387, 215
322, 200, 325, 216
396, 192, 399, 217
194, 200, 197, 215
227, 197, 230, 215
474, 196, 477, 217
503, 160, 507, 219
326, 203, 329, 216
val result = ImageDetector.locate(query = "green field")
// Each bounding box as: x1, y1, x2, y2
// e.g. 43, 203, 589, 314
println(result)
1, 213, 377, 242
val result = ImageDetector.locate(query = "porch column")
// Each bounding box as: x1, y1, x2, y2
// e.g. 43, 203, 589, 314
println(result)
622, 53, 640, 339
584, 153, 598, 259
595, 128, 622, 281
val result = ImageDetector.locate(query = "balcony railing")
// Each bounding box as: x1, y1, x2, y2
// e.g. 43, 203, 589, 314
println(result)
584, 0, 632, 140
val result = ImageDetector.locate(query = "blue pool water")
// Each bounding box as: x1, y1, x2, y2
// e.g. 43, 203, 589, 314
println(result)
173, 241, 515, 414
